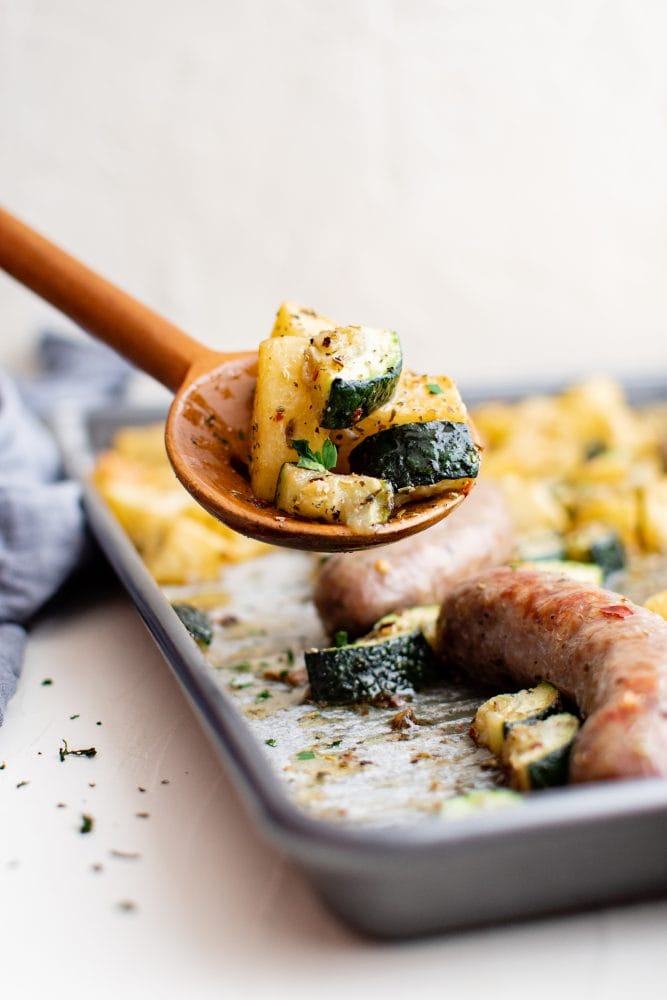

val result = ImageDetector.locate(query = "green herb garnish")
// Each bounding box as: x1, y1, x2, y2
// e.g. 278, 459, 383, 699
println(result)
425, 383, 444, 395
41, 678, 53, 686
327, 739, 342, 749
59, 739, 97, 763
297, 750, 316, 761
291, 438, 337, 473
256, 689, 271, 702
333, 630, 348, 648
80, 814, 94, 834
265, 738, 277, 748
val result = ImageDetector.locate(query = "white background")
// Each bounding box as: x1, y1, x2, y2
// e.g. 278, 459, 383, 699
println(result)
1, 2, 666, 997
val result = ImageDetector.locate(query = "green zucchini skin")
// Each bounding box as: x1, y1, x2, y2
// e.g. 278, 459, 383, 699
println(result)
501, 713, 580, 791
471, 682, 562, 755
565, 525, 627, 578
172, 603, 213, 646
307, 327, 403, 430
348, 420, 480, 490
305, 605, 439, 703
322, 367, 402, 430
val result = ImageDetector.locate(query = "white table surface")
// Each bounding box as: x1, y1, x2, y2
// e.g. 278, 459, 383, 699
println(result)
3, 2, 667, 993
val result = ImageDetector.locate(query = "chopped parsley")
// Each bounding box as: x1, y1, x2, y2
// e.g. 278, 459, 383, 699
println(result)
291, 438, 337, 473
256, 689, 271, 702
296, 750, 316, 761
80, 814, 94, 834
334, 630, 348, 648
326, 739, 342, 749
59, 739, 97, 762
426, 383, 444, 395
69, 714, 80, 720
265, 738, 277, 748
285, 648, 295, 665
41, 678, 53, 686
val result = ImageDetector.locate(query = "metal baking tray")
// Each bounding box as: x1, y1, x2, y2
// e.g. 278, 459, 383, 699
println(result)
53, 381, 667, 938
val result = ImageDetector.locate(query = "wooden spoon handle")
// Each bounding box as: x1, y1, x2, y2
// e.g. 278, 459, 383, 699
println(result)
0, 206, 204, 391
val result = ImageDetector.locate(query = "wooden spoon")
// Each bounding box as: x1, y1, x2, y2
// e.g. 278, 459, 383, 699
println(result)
0, 207, 471, 551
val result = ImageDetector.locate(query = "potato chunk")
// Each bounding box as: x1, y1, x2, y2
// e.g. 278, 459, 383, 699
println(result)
249, 336, 329, 501
270, 301, 335, 339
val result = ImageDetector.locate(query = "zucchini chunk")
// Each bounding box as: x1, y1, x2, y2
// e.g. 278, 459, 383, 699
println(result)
349, 420, 480, 498
471, 682, 562, 755
305, 605, 439, 703
270, 301, 336, 339
249, 336, 329, 501
305, 326, 402, 429
501, 713, 580, 790
275, 463, 394, 534
332, 370, 469, 471
172, 603, 213, 647
564, 523, 627, 578
440, 788, 522, 818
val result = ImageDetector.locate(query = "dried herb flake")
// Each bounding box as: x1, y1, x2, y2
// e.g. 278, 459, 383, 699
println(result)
59, 739, 97, 762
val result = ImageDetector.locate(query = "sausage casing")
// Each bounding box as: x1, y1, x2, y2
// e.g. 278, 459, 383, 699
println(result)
437, 565, 667, 782
314, 481, 515, 638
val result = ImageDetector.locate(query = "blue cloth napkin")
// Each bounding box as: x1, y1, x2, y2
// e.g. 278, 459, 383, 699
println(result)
0, 334, 130, 723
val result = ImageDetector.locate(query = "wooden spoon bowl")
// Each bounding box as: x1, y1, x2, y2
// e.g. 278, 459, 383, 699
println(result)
0, 207, 471, 551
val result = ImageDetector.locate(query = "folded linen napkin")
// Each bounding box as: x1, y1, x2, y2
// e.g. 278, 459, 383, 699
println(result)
0, 334, 130, 723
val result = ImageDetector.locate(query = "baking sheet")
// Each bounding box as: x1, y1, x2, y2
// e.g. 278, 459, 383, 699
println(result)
165, 550, 498, 826
53, 388, 667, 937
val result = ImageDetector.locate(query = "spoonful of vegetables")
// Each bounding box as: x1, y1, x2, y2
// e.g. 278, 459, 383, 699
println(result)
0, 207, 480, 551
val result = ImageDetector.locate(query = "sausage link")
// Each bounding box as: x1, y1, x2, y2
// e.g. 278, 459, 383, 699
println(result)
436, 565, 667, 782
314, 480, 515, 638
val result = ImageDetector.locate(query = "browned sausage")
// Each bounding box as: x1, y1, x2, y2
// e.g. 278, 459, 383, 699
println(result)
314, 480, 515, 638
436, 565, 667, 782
